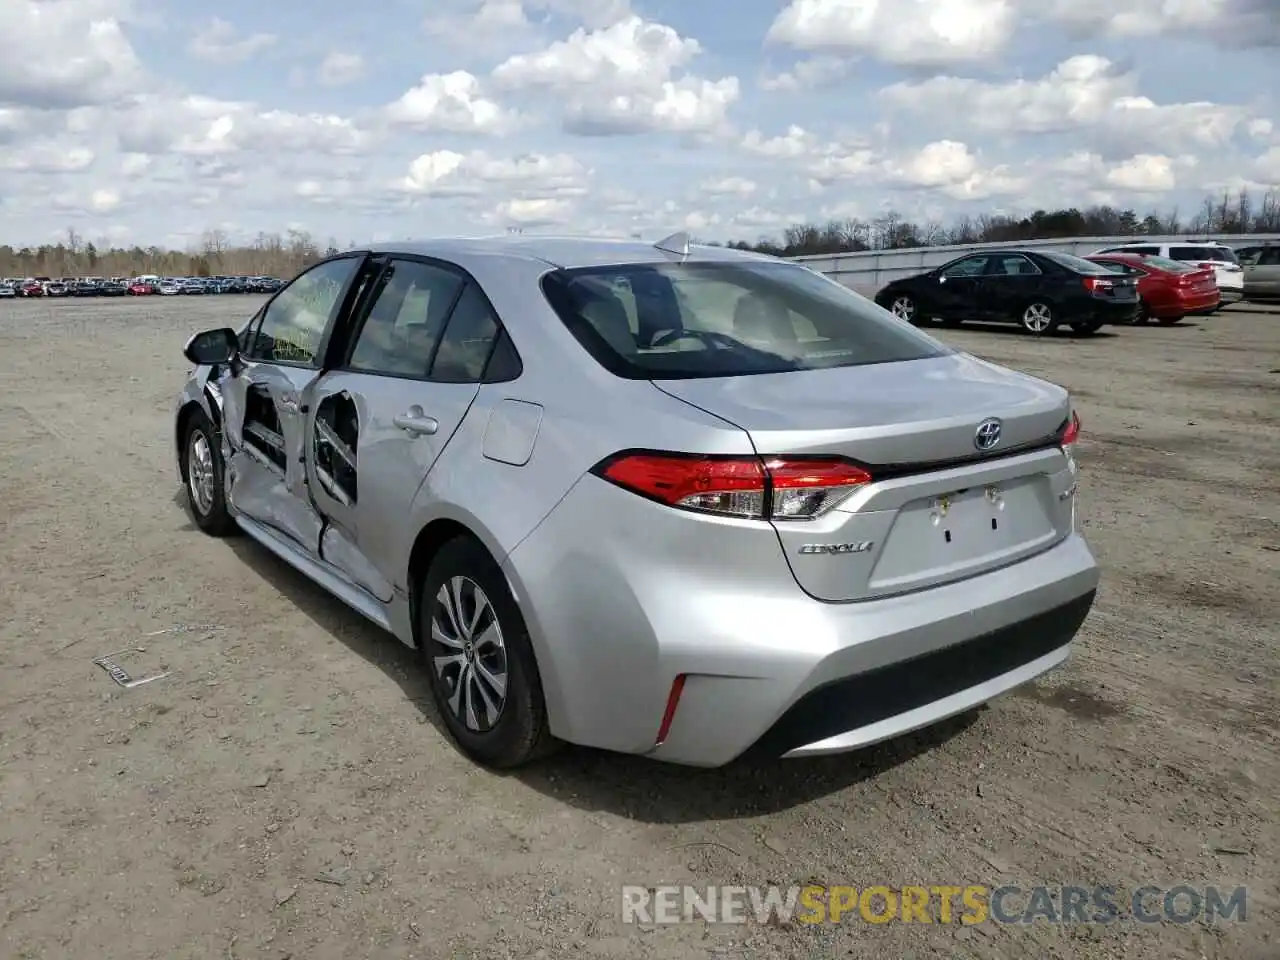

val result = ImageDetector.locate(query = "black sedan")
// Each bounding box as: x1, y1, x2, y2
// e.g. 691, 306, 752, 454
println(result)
874, 249, 1140, 335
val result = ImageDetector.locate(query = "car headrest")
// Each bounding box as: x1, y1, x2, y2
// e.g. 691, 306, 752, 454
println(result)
733, 292, 796, 342
579, 290, 636, 355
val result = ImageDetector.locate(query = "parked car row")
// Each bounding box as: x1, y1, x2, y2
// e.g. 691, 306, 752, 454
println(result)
872, 240, 1272, 335
0, 275, 284, 298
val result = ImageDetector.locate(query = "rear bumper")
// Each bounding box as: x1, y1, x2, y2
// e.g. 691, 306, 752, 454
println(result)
1158, 291, 1220, 316
506, 472, 1101, 767
1218, 289, 1243, 303
1091, 300, 1140, 324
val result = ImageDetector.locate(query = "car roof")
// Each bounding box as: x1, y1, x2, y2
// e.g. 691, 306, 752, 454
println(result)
365, 235, 779, 269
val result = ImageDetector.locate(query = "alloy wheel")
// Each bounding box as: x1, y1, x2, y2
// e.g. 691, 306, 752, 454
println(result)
430, 576, 509, 733
1022, 303, 1053, 333
187, 429, 215, 516
891, 296, 916, 322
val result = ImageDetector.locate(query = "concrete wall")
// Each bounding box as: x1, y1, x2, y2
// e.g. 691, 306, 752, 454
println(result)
790, 234, 1280, 297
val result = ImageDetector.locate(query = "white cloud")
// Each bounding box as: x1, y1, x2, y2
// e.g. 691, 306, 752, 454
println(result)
89, 188, 120, 212
187, 18, 277, 64
1034, 0, 1280, 47
0, 0, 143, 108
767, 0, 1017, 66
700, 177, 757, 196
383, 72, 513, 133
491, 17, 740, 134
740, 125, 816, 158
1104, 155, 1179, 192
0, 2, 1272, 245
3, 143, 95, 173
759, 56, 850, 92
483, 197, 575, 226
318, 52, 365, 87
397, 150, 588, 196
880, 56, 1252, 155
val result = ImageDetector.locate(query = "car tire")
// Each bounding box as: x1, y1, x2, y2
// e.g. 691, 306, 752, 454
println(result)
887, 294, 918, 324
181, 407, 237, 537
1021, 301, 1057, 336
1134, 300, 1150, 325
419, 537, 558, 769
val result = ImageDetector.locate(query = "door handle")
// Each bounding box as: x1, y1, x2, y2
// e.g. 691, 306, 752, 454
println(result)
393, 406, 439, 436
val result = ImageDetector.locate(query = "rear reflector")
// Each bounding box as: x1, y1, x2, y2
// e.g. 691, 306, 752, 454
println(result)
595, 451, 872, 520
1061, 411, 1081, 446
655, 674, 687, 745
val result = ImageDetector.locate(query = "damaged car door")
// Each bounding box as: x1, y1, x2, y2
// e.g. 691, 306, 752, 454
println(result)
220, 254, 367, 552
300, 256, 502, 602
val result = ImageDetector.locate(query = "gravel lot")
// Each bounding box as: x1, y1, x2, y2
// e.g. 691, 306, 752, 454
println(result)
0, 296, 1276, 960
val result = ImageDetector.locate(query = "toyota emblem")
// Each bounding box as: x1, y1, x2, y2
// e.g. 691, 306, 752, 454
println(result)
974, 418, 1002, 451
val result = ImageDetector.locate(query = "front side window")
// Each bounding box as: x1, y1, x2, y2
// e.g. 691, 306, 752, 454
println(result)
940, 256, 989, 278
541, 260, 950, 380
246, 257, 362, 365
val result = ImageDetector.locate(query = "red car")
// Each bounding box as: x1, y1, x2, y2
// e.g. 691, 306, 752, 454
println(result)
127, 281, 154, 295
1085, 253, 1219, 325
19, 280, 44, 297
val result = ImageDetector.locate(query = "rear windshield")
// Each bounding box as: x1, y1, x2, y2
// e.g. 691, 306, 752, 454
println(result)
540, 261, 951, 380
1040, 251, 1118, 275
1142, 255, 1197, 273
1169, 245, 1238, 263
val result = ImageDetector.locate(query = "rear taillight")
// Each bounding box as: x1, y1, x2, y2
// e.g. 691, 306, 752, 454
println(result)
595, 451, 872, 520
1061, 411, 1081, 446
1082, 277, 1113, 293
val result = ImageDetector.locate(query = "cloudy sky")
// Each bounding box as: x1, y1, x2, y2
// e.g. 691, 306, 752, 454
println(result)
1, 0, 1277, 249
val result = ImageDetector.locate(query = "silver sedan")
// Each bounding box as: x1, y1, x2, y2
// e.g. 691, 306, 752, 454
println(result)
173, 234, 1099, 768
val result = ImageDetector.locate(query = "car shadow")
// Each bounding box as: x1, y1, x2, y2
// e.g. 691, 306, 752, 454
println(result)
219, 531, 451, 745
199, 499, 983, 824
934, 321, 1119, 339
513, 709, 982, 824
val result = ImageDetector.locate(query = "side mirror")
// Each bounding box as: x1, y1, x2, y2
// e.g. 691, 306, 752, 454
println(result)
184, 327, 239, 366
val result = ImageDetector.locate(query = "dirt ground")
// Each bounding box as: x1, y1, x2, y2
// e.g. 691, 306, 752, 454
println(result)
0, 295, 1276, 960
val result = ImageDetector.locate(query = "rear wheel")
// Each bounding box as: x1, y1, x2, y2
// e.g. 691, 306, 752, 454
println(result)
419, 537, 557, 769
1134, 299, 1150, 325
1021, 301, 1057, 336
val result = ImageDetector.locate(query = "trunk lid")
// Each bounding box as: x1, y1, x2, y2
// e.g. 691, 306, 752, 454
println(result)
653, 353, 1078, 601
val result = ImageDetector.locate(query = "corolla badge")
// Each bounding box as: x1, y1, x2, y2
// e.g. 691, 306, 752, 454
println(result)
974, 418, 1002, 451
799, 541, 875, 555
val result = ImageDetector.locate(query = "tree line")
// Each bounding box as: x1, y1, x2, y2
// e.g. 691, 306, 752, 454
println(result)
725, 188, 1279, 257
1, 188, 1276, 278
0, 228, 342, 280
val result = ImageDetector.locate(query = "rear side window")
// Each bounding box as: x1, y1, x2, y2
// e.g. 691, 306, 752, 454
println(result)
1170, 245, 1238, 263
346, 260, 464, 378
1039, 251, 1117, 275
1142, 255, 1196, 273
540, 261, 950, 380
429, 284, 501, 383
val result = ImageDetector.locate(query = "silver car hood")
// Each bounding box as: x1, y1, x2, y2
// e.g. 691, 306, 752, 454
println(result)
651, 352, 1070, 466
